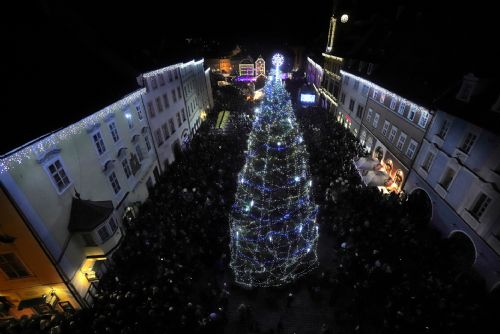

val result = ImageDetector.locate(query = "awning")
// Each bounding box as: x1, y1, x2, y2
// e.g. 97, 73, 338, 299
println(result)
18, 297, 46, 310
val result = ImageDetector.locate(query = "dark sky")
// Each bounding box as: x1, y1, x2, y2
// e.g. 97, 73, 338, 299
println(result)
3, 0, 496, 153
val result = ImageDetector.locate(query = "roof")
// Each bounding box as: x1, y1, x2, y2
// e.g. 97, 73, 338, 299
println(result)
68, 197, 114, 232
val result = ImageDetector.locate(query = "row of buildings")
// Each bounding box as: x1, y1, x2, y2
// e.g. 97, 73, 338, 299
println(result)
0, 60, 213, 318
306, 14, 500, 291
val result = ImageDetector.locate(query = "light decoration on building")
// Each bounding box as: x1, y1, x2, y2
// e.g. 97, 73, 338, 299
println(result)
272, 53, 284, 83
230, 77, 319, 287
340, 70, 430, 118
142, 63, 182, 78
0, 89, 145, 174
255, 56, 266, 77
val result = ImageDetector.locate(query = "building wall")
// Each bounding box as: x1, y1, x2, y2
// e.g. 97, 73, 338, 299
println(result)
337, 71, 369, 136
405, 110, 500, 289
0, 90, 158, 303
0, 187, 80, 318
139, 64, 189, 169
320, 54, 342, 112
305, 57, 324, 94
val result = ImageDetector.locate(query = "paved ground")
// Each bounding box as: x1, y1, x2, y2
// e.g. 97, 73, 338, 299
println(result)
221, 228, 339, 334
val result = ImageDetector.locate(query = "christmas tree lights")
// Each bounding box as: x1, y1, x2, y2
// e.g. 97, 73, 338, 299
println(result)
230, 73, 318, 287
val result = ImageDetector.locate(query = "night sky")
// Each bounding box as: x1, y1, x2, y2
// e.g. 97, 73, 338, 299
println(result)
4, 0, 496, 153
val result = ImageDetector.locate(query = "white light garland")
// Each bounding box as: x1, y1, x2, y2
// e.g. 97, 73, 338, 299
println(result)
0, 89, 145, 174
230, 77, 319, 288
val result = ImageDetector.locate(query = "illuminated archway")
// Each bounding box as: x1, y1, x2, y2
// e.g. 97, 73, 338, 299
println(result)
374, 146, 383, 161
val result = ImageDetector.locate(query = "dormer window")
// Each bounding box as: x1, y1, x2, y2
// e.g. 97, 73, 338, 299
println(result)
456, 73, 478, 103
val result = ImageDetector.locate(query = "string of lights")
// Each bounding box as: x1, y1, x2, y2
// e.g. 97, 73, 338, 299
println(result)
0, 89, 145, 174
230, 61, 318, 287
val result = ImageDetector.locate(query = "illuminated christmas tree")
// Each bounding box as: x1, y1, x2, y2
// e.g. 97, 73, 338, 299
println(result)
230, 54, 318, 287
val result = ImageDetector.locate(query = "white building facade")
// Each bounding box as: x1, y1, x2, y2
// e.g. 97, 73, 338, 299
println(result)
337, 70, 370, 137
0, 90, 160, 304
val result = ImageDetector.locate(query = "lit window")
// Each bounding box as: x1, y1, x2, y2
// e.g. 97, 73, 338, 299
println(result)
408, 105, 417, 121
390, 97, 397, 110
366, 108, 373, 122
382, 121, 390, 136
406, 139, 418, 158
398, 101, 406, 115
372, 113, 380, 128
418, 110, 430, 128
388, 126, 398, 142
396, 133, 407, 150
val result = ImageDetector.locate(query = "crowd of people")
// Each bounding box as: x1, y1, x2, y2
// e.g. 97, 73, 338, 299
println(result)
2, 82, 499, 334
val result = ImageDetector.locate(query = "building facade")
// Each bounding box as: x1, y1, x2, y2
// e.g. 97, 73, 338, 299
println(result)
180, 59, 212, 140
357, 75, 433, 192
405, 110, 500, 289
336, 70, 369, 137
319, 15, 343, 113
1, 186, 81, 318
0, 90, 160, 313
305, 57, 324, 98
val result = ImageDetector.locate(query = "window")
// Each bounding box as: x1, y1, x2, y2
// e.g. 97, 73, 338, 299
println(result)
108, 122, 119, 143
340, 93, 346, 104
366, 108, 373, 122
82, 233, 96, 246
361, 85, 369, 96
177, 87, 182, 99
121, 158, 132, 179
418, 110, 430, 128
353, 80, 359, 91
147, 102, 155, 118
408, 105, 417, 121
390, 97, 397, 110
92, 132, 106, 155
144, 135, 152, 152
136, 105, 143, 120
349, 98, 355, 111
172, 89, 177, 103
360, 131, 366, 145
156, 97, 163, 112
372, 113, 380, 128
176, 112, 182, 126
162, 94, 170, 109
46, 159, 71, 193
439, 167, 456, 190
168, 71, 173, 82
373, 90, 380, 101
108, 172, 121, 194
158, 74, 165, 86
0, 253, 30, 279
181, 108, 186, 122
169, 119, 176, 133
356, 105, 363, 118
136, 145, 144, 161
382, 121, 390, 136
437, 119, 450, 139
388, 126, 398, 142
344, 76, 350, 86
470, 193, 491, 219
162, 123, 170, 140
406, 139, 418, 158
460, 132, 477, 154
127, 115, 133, 129
379, 92, 386, 104
398, 101, 406, 115
396, 133, 407, 150
97, 225, 111, 242
174, 69, 178, 80
422, 152, 435, 171
109, 217, 118, 233
155, 129, 164, 146
151, 77, 158, 90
